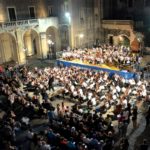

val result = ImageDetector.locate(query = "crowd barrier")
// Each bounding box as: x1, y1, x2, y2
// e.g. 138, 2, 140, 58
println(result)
56, 59, 137, 79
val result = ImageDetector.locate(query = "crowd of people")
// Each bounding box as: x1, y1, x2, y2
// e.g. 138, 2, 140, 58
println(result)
62, 45, 142, 69
0, 62, 149, 149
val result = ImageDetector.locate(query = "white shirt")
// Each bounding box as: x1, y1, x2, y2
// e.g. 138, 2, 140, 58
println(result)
132, 90, 137, 95
104, 74, 108, 80
137, 81, 142, 86
100, 85, 105, 91
88, 92, 93, 100
123, 99, 127, 108
105, 102, 110, 108
142, 90, 147, 97
79, 88, 83, 96
89, 83, 95, 89
121, 78, 125, 83
122, 87, 126, 92
91, 97, 96, 106
116, 86, 121, 93
64, 88, 69, 93
113, 95, 117, 100
100, 95, 106, 100
70, 85, 75, 92
73, 91, 78, 97
82, 94, 87, 100
129, 79, 135, 85
82, 82, 87, 87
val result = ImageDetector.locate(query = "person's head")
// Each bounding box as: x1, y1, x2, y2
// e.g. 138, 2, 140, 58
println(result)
143, 139, 147, 144
107, 114, 110, 118
108, 131, 112, 136
70, 137, 73, 142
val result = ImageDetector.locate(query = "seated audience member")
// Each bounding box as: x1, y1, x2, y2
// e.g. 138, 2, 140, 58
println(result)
140, 139, 149, 150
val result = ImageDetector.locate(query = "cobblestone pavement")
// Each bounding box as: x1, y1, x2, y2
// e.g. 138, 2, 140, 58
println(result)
127, 113, 146, 150
135, 125, 150, 150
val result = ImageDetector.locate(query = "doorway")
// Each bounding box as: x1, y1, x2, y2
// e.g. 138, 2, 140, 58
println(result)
109, 36, 114, 45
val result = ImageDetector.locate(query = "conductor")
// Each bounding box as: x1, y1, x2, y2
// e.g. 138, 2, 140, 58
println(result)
48, 76, 54, 91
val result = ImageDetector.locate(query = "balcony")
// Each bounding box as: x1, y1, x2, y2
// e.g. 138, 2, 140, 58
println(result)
0, 17, 59, 32
0, 19, 39, 31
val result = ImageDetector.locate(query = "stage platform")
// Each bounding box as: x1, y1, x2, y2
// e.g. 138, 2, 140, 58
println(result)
56, 59, 137, 79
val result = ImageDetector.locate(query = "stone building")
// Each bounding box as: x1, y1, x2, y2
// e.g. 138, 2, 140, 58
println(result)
59, 0, 102, 49
102, 0, 149, 48
0, 0, 102, 64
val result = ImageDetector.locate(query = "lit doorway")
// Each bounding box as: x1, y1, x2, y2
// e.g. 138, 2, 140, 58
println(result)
23, 29, 40, 59
0, 33, 17, 64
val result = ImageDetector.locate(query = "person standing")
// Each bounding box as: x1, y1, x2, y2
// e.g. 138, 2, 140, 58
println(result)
48, 76, 54, 91
123, 108, 130, 124
47, 108, 55, 124
145, 107, 150, 127
132, 106, 138, 128
119, 137, 129, 150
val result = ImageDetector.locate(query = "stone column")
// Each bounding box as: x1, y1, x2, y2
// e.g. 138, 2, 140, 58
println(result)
24, 35, 33, 56
39, 32, 48, 59
0, 40, 6, 63
15, 29, 26, 65
130, 31, 137, 44
69, 1, 75, 49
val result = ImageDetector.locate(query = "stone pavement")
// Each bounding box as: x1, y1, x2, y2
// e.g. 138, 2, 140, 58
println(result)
26, 57, 56, 69
127, 113, 146, 150
126, 100, 150, 150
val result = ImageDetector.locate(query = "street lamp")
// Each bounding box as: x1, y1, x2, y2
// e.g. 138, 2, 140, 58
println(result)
65, 12, 71, 24
79, 34, 84, 39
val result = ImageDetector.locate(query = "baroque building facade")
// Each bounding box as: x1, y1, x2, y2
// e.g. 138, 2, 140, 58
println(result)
0, 0, 102, 64
102, 0, 149, 48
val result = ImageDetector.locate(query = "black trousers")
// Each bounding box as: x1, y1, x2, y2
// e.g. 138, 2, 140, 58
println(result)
49, 85, 54, 91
